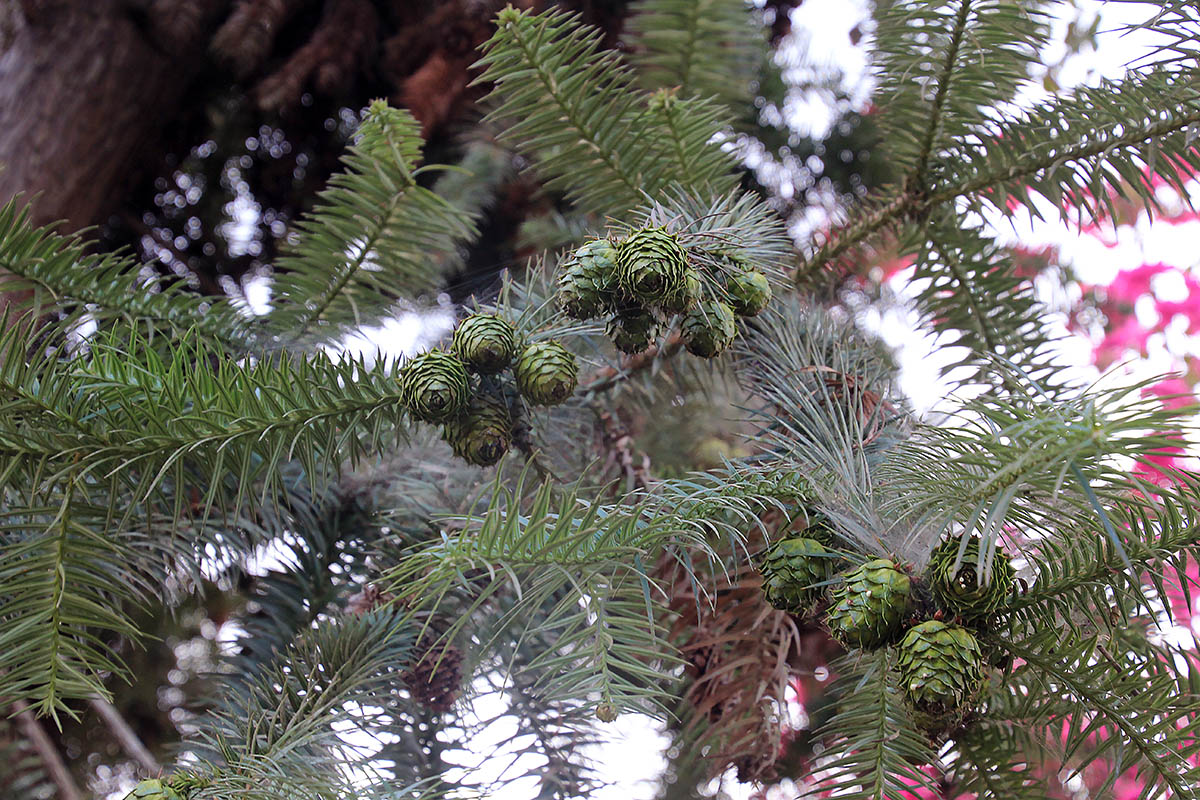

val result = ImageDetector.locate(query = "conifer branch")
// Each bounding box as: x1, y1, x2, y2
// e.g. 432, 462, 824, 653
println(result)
0, 199, 247, 350
912, 0, 973, 191
628, 0, 765, 110
580, 333, 684, 396
90, 695, 161, 774
799, 91, 1200, 277
997, 634, 1200, 796
476, 8, 735, 217
265, 100, 474, 344
12, 700, 83, 800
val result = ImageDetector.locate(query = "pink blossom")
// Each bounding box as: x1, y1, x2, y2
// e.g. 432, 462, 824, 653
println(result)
1104, 263, 1173, 306
879, 254, 915, 282
1143, 377, 1198, 411
1156, 275, 1200, 334
1113, 773, 1146, 800
1093, 317, 1152, 368
1161, 557, 1200, 632
1132, 438, 1188, 486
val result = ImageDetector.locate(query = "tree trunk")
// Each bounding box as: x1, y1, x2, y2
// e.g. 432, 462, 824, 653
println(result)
0, 0, 225, 230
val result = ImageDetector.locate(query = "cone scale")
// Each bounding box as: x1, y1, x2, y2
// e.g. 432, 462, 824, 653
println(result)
558, 238, 620, 320
760, 536, 832, 614
927, 535, 1016, 620
896, 620, 984, 724
727, 269, 772, 317
443, 391, 513, 467
400, 351, 471, 423
607, 307, 661, 354
616, 226, 688, 305
515, 341, 578, 406
826, 558, 913, 649
452, 313, 517, 374
681, 299, 737, 358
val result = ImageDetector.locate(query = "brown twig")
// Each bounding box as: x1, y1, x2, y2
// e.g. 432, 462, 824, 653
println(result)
594, 409, 651, 492
12, 700, 84, 800
579, 332, 684, 396
511, 413, 558, 483
90, 694, 161, 774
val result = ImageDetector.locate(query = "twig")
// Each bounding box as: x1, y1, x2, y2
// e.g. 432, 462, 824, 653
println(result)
11, 700, 84, 800
511, 412, 558, 483
580, 332, 684, 395
593, 408, 651, 492
90, 694, 161, 774
795, 103, 1200, 282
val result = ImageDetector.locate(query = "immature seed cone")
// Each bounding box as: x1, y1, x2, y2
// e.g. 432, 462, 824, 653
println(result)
404, 645, 464, 712
558, 238, 620, 319
727, 269, 772, 317
927, 535, 1016, 620
826, 558, 913, 649
616, 226, 688, 305
681, 299, 737, 358
595, 702, 619, 722
760, 536, 832, 614
606, 307, 661, 353
452, 313, 517, 374
399, 351, 471, 423
442, 391, 513, 466
896, 620, 984, 724
515, 341, 578, 406
124, 779, 184, 800
659, 268, 702, 315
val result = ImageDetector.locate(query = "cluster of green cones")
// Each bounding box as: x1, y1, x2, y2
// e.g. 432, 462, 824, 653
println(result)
759, 530, 1016, 733
557, 225, 772, 358
399, 313, 578, 466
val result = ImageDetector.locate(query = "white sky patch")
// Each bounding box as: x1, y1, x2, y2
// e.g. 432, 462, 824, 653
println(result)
331, 302, 457, 368
778, 0, 874, 138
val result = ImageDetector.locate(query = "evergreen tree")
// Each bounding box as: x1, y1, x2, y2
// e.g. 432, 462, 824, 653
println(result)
2, 2, 1199, 799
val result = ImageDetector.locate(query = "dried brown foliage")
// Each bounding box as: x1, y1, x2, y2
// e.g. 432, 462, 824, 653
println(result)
658, 520, 801, 783
404, 645, 465, 713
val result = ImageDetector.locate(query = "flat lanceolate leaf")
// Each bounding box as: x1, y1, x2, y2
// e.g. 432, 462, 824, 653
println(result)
0, 486, 144, 718
626, 0, 767, 110
0, 198, 247, 350
265, 100, 475, 344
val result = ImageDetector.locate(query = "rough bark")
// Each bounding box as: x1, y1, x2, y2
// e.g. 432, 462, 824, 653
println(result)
0, 0, 226, 230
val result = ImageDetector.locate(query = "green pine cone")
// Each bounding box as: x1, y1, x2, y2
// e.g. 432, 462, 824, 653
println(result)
452, 313, 517, 374
399, 351, 471, 423
124, 779, 184, 800
681, 299, 737, 358
443, 392, 512, 466
515, 341, 578, 406
760, 536, 832, 614
616, 226, 688, 305
826, 558, 913, 649
596, 702, 619, 723
606, 307, 661, 353
727, 270, 772, 317
896, 620, 984, 721
659, 269, 702, 315
558, 239, 620, 319
927, 535, 1016, 620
